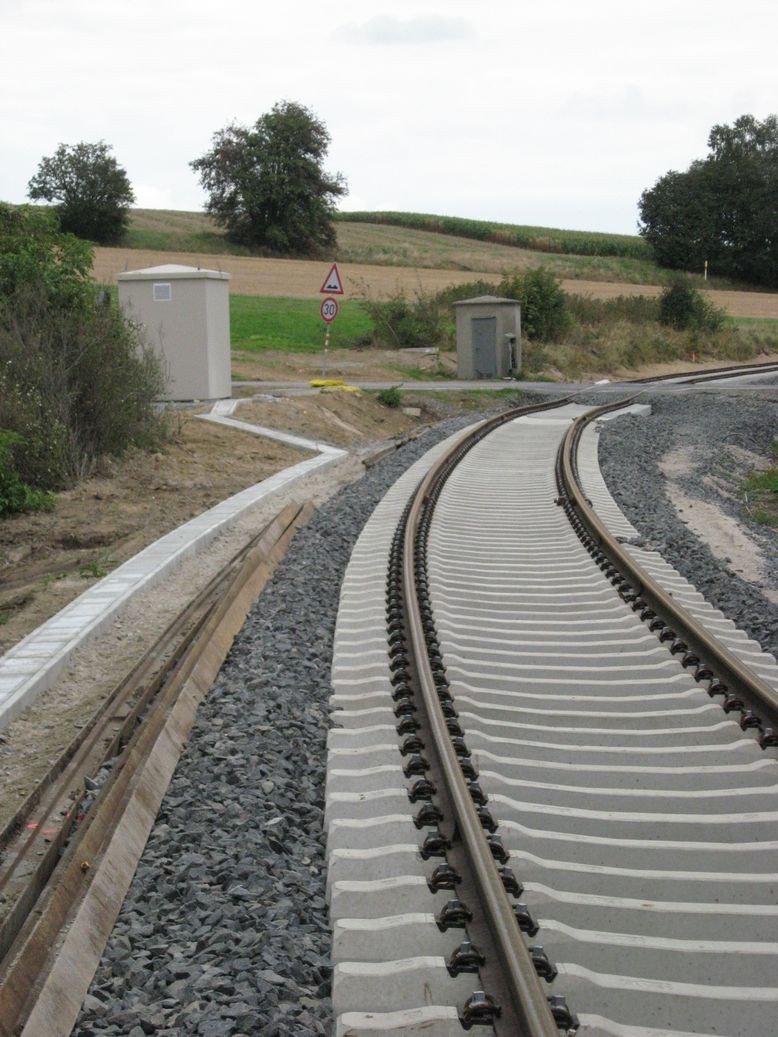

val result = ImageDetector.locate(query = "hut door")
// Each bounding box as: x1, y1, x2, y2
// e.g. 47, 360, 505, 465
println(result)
472, 317, 497, 378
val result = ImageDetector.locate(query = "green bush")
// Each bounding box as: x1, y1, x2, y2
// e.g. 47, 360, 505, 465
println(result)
498, 268, 569, 342
0, 430, 55, 516
0, 290, 169, 488
0, 205, 169, 491
376, 386, 402, 408
566, 293, 660, 325
0, 203, 93, 310
659, 280, 725, 331
364, 289, 447, 349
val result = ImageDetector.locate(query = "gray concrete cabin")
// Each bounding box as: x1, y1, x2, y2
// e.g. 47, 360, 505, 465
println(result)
454, 296, 521, 379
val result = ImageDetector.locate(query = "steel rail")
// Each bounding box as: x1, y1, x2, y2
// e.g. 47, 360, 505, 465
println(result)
626, 359, 778, 385
401, 399, 571, 1036
560, 399, 778, 729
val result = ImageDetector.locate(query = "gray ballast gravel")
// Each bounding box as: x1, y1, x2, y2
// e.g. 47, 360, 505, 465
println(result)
73, 412, 500, 1037
72, 385, 776, 1036
597, 387, 778, 660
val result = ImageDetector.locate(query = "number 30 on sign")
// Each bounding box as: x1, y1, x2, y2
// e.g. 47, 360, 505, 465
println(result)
320, 297, 339, 323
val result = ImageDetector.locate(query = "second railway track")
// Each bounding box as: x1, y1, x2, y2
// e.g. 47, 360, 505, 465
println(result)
328, 394, 778, 1036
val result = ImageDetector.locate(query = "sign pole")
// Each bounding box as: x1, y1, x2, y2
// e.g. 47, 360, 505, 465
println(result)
318, 263, 344, 380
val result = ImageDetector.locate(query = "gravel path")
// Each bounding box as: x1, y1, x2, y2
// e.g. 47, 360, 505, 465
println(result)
598, 384, 778, 658
73, 385, 777, 1037
74, 412, 490, 1037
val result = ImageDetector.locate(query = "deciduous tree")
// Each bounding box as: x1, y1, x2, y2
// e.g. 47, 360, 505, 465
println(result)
638, 114, 778, 287
27, 141, 135, 245
191, 101, 347, 255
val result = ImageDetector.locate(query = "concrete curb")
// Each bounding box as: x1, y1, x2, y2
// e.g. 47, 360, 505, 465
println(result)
0, 403, 347, 731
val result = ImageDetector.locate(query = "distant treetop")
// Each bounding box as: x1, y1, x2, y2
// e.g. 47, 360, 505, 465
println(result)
27, 141, 135, 246
638, 114, 778, 288
190, 101, 347, 256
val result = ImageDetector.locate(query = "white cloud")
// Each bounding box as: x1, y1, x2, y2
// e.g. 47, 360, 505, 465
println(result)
343, 14, 472, 45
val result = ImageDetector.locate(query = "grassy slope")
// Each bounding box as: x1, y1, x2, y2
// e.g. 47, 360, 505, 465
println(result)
126, 209, 676, 286
337, 210, 650, 259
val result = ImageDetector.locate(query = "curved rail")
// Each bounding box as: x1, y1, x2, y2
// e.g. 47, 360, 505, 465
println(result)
400, 399, 578, 1035
559, 399, 778, 731
627, 359, 778, 386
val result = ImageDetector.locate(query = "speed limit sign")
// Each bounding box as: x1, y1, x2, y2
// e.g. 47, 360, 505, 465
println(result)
320, 297, 339, 323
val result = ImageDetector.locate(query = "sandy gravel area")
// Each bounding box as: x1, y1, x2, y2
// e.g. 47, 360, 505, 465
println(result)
93, 247, 778, 318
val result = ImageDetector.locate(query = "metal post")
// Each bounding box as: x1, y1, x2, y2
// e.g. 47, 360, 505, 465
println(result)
323, 327, 330, 379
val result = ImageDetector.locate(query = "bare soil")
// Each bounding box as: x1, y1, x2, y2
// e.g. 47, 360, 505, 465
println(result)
0, 389, 505, 830
238, 388, 439, 449
231, 345, 458, 383
93, 247, 778, 318
660, 445, 778, 605
230, 348, 778, 386
0, 413, 311, 654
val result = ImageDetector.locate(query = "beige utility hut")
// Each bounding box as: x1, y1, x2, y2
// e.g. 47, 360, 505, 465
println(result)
454, 296, 521, 379
118, 264, 232, 401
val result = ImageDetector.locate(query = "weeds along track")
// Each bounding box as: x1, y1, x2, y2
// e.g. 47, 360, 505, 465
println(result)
327, 391, 778, 1036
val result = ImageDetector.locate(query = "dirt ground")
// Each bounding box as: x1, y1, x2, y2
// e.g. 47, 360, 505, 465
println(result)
660, 444, 778, 604
0, 413, 312, 655
233, 347, 778, 385
0, 390, 493, 657
231, 345, 458, 382
0, 388, 508, 831
93, 247, 778, 319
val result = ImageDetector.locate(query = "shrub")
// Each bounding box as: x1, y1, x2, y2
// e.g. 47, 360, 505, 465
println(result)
434, 280, 501, 306
0, 203, 93, 311
0, 206, 169, 491
364, 289, 447, 349
0, 430, 55, 516
566, 293, 660, 325
659, 280, 725, 331
0, 290, 169, 488
498, 267, 569, 342
376, 386, 402, 408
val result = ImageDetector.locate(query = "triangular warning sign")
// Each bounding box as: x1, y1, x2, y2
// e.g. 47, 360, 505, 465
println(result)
320, 262, 344, 295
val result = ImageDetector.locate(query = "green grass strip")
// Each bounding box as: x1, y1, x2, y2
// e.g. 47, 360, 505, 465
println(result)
230, 295, 374, 353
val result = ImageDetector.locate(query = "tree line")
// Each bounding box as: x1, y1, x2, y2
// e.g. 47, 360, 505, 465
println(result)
18, 107, 778, 288
25, 101, 346, 255
639, 114, 778, 288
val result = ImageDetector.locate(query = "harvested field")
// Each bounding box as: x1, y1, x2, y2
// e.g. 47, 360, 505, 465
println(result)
93, 246, 778, 319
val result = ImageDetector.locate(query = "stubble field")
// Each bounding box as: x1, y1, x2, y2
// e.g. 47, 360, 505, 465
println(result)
93, 243, 778, 319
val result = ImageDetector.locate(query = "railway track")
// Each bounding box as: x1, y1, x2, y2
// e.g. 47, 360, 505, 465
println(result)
328, 392, 778, 1036
0, 361, 774, 1035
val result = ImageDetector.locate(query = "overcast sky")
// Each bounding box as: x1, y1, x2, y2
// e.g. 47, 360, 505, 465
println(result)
1, 0, 775, 235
